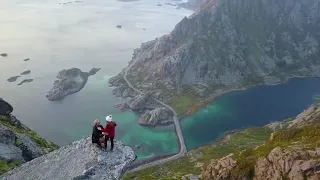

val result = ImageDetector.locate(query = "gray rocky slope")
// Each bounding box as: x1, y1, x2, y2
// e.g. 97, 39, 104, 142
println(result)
1, 138, 136, 180
110, 0, 320, 113
0, 99, 58, 175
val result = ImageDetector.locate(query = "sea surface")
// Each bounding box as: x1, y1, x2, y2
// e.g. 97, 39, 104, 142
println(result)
0, 0, 190, 160
1, 0, 320, 161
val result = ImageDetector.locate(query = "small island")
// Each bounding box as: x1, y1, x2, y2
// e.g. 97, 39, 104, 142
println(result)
0, 53, 8, 57
7, 76, 20, 82
46, 67, 101, 101
23, 58, 30, 62
17, 79, 33, 86
116, 25, 122, 28
20, 70, 31, 75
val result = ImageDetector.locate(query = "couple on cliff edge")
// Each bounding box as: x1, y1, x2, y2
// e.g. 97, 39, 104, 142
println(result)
92, 115, 117, 151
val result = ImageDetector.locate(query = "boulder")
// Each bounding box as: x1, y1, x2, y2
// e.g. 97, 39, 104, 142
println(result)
0, 99, 13, 115
1, 137, 136, 180
0, 126, 16, 145
15, 134, 46, 161
138, 107, 174, 126
0, 143, 25, 163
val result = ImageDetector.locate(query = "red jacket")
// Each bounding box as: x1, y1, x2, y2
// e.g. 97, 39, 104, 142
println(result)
103, 121, 117, 138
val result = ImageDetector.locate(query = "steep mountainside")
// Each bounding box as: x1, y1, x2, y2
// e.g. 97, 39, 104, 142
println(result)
124, 104, 320, 180
110, 0, 320, 115
0, 99, 59, 175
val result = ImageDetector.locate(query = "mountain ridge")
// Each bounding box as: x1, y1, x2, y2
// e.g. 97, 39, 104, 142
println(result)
110, 0, 320, 117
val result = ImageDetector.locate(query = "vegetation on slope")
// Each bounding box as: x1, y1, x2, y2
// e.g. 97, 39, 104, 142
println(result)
123, 128, 272, 180
231, 125, 320, 178
0, 116, 59, 175
0, 161, 21, 176
0, 116, 59, 150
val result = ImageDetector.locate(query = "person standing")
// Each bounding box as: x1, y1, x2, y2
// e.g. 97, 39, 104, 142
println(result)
103, 115, 117, 151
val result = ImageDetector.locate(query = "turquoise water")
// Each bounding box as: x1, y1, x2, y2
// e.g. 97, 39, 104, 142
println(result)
2, 0, 320, 162
182, 78, 320, 150
0, 0, 190, 161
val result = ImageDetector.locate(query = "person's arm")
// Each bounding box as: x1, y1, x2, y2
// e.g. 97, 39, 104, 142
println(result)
113, 122, 117, 126
102, 126, 107, 133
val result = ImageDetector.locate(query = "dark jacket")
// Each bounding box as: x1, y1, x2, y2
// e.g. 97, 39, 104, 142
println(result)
92, 125, 104, 143
103, 121, 117, 138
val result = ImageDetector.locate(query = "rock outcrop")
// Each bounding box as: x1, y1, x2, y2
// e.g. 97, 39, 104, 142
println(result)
139, 107, 174, 126
203, 147, 320, 180
201, 105, 320, 180
1, 138, 136, 180
88, 68, 101, 76
46, 67, 100, 101
178, 0, 206, 10
110, 0, 320, 115
127, 93, 151, 111
0, 100, 58, 175
0, 99, 13, 115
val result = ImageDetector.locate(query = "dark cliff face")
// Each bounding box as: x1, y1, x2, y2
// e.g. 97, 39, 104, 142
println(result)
111, 0, 320, 109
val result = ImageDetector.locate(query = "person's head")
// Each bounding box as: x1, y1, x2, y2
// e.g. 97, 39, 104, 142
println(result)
94, 119, 100, 126
106, 115, 112, 123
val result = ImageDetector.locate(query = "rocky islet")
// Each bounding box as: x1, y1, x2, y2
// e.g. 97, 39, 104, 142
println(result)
20, 70, 31, 75
17, 79, 33, 86
46, 67, 101, 101
0, 53, 8, 57
6, 76, 20, 83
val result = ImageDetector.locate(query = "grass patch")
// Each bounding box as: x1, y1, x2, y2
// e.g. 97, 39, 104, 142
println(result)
231, 125, 320, 177
0, 161, 22, 176
123, 127, 272, 180
170, 88, 200, 115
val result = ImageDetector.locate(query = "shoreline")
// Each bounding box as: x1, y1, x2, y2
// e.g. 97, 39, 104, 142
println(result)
126, 75, 320, 173
184, 76, 320, 117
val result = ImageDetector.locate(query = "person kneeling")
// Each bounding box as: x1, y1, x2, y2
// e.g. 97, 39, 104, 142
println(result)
92, 119, 106, 149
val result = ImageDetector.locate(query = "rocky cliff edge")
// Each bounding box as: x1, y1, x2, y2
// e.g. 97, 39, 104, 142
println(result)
1, 138, 136, 180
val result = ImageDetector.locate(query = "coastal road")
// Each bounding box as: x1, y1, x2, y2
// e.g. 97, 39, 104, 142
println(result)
123, 61, 187, 172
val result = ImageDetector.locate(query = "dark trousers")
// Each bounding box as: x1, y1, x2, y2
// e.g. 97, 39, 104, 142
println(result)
105, 136, 114, 149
